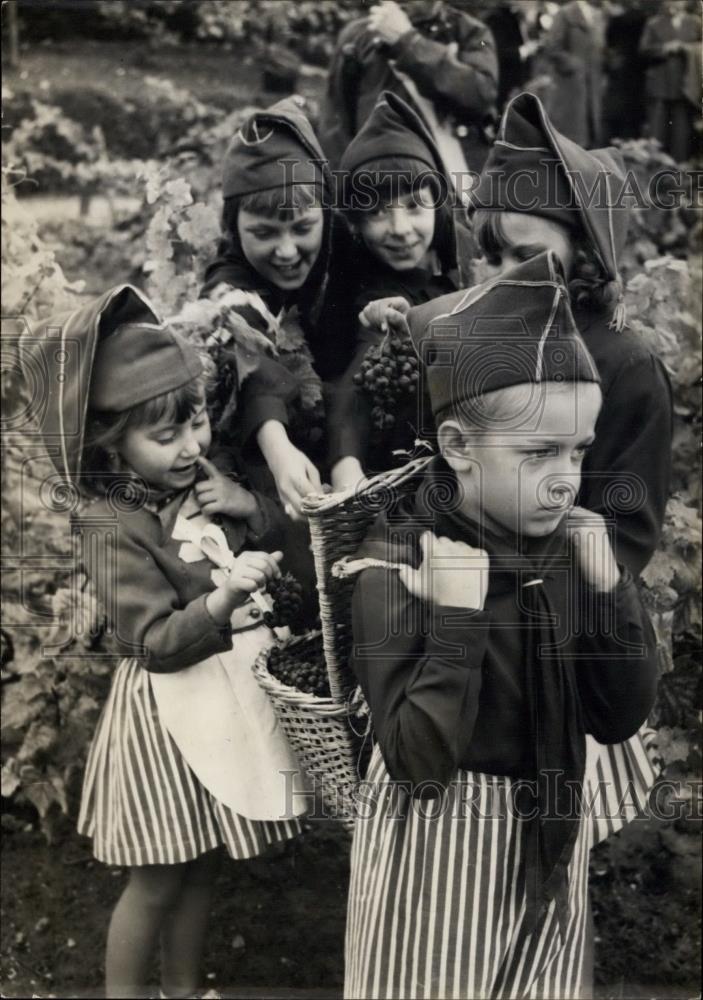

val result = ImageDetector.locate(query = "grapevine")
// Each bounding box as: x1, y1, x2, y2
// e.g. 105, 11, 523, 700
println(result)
353, 333, 421, 432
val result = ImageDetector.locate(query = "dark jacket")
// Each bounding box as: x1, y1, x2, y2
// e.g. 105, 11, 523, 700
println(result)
574, 302, 673, 577
485, 4, 529, 111
639, 12, 701, 104
539, 1, 605, 147
351, 458, 659, 789
351, 456, 658, 927
75, 482, 285, 674
319, 3, 498, 173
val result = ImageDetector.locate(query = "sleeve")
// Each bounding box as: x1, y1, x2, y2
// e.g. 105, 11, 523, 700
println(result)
243, 491, 288, 550
573, 571, 659, 744
327, 326, 380, 468
391, 16, 498, 119
80, 518, 232, 674
237, 354, 300, 453
351, 567, 490, 790
578, 354, 673, 577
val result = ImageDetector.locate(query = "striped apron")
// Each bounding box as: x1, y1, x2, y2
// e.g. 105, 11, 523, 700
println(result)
78, 658, 302, 867
345, 746, 592, 1000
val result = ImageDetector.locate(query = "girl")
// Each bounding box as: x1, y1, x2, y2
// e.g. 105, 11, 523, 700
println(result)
25, 285, 307, 1000
201, 95, 356, 518
344, 252, 659, 999
328, 91, 475, 490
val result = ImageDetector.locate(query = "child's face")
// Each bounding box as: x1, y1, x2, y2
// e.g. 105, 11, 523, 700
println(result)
357, 185, 436, 271
441, 382, 602, 537
483, 213, 574, 279
237, 205, 324, 290
117, 399, 212, 493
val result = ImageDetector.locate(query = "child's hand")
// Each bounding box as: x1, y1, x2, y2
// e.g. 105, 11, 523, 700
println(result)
223, 550, 283, 604
194, 456, 258, 520
566, 507, 621, 592
330, 456, 370, 493
359, 296, 411, 334
398, 531, 489, 610
269, 444, 322, 520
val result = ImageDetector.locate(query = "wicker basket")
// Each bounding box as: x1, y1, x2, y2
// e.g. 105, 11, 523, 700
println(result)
302, 455, 433, 702
253, 456, 431, 823
253, 631, 368, 824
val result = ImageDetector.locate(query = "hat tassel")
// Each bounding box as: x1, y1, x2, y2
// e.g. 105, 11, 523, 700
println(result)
608, 276, 628, 333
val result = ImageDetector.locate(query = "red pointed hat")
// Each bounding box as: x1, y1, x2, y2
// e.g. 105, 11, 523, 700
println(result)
471, 92, 629, 329
21, 285, 203, 481
407, 250, 600, 424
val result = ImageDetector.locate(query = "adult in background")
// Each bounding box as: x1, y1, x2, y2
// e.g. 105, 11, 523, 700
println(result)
639, 0, 701, 163
539, 0, 606, 147
602, 1, 648, 142
484, 1, 538, 112
318, 0, 498, 177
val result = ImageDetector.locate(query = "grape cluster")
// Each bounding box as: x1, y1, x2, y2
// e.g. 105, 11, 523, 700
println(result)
264, 573, 306, 633
354, 334, 420, 432
268, 645, 331, 698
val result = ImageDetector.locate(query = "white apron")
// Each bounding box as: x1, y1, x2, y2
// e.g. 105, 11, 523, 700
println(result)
150, 496, 308, 821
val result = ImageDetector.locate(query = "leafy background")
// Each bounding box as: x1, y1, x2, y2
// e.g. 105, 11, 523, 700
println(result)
2, 2, 701, 996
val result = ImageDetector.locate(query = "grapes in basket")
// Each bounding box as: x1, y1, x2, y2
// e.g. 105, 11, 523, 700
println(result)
353, 332, 420, 432
267, 644, 331, 699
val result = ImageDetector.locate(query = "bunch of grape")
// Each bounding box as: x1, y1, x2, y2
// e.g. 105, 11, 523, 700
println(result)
264, 572, 307, 633
267, 644, 331, 698
353, 334, 420, 431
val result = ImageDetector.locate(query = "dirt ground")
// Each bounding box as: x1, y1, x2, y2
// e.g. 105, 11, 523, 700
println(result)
2, 808, 700, 999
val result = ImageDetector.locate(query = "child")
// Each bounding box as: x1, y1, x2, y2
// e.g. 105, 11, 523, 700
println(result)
471, 91, 672, 579
470, 96, 671, 913
328, 91, 475, 489
202, 95, 355, 517
25, 285, 307, 1000
344, 252, 658, 999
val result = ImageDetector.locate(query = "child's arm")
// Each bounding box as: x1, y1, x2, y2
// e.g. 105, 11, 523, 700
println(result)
351, 532, 491, 790
256, 419, 322, 518
567, 508, 659, 743
79, 513, 281, 673
328, 298, 411, 490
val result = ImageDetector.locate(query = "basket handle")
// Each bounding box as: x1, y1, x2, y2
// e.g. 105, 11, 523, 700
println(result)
331, 556, 410, 579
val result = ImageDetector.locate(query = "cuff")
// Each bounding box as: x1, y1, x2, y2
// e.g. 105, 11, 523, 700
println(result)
145, 594, 233, 673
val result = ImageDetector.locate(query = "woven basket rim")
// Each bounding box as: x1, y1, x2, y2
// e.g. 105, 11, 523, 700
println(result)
253, 640, 360, 718
302, 454, 432, 515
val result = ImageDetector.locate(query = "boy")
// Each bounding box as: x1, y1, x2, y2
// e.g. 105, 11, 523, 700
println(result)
344, 252, 658, 999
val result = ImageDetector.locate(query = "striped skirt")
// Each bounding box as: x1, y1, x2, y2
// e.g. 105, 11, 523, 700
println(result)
78, 658, 302, 867
584, 727, 661, 846
345, 747, 592, 1000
